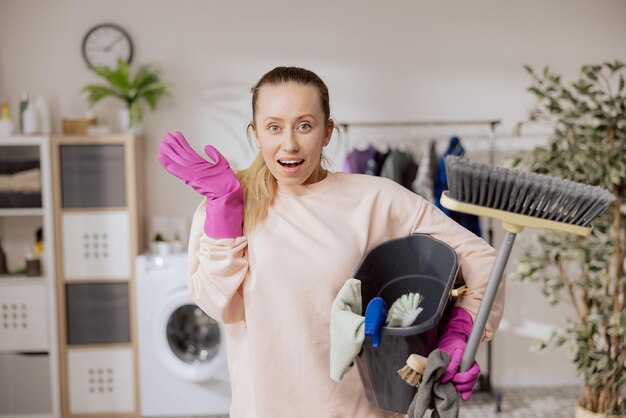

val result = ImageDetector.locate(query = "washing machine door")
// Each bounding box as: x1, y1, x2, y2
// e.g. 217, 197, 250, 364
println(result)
154, 289, 227, 383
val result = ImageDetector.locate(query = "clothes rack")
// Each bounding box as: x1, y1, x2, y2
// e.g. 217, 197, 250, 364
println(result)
340, 119, 499, 163
340, 119, 503, 412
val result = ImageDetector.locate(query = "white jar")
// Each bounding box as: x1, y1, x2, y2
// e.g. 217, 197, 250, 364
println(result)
0, 118, 13, 137
22, 102, 38, 134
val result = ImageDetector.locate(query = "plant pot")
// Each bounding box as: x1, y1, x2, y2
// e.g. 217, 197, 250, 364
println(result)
575, 403, 626, 418
150, 241, 170, 256
118, 108, 143, 135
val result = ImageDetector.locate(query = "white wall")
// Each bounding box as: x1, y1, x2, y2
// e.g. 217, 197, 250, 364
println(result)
1, 0, 625, 389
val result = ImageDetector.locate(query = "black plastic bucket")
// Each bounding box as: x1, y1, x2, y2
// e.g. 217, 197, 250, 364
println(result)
353, 234, 460, 413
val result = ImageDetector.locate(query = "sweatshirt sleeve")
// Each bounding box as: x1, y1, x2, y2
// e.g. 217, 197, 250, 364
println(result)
408, 198, 505, 342
187, 198, 249, 324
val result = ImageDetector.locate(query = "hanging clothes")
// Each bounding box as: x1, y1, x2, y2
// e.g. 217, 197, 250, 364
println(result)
342, 145, 378, 174
379, 150, 418, 190
364, 149, 389, 176
434, 136, 482, 237
428, 140, 439, 191
412, 140, 437, 202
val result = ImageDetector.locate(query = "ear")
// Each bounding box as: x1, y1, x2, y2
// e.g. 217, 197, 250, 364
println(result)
323, 119, 334, 147
249, 123, 261, 149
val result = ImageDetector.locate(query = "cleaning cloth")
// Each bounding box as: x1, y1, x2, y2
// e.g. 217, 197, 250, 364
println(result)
330, 278, 365, 382
407, 349, 459, 418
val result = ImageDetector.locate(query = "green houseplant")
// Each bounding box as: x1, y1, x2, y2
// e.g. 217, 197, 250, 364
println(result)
512, 61, 626, 416
82, 59, 167, 131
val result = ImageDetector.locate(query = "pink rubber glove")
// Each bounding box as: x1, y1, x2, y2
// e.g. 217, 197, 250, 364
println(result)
436, 306, 481, 401
157, 131, 244, 238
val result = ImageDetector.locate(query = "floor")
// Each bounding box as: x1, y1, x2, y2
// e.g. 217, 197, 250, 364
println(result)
452, 385, 580, 418
151, 386, 581, 418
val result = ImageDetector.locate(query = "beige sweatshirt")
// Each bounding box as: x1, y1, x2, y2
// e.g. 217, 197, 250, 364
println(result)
188, 172, 504, 418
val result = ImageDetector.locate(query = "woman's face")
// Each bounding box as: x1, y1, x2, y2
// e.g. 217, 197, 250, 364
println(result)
253, 82, 333, 186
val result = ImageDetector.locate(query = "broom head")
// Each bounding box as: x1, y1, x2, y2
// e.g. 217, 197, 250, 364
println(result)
442, 156, 615, 235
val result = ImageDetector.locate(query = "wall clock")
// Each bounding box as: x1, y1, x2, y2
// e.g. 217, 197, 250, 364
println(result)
82, 23, 133, 69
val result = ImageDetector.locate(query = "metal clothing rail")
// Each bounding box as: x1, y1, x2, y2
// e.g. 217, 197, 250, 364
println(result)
339, 119, 500, 128
339, 119, 501, 165
340, 118, 503, 412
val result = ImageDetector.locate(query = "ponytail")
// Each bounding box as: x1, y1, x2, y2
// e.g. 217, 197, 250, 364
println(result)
237, 153, 277, 233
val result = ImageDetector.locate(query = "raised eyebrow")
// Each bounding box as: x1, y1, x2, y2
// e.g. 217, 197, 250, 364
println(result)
263, 117, 282, 124
263, 115, 317, 124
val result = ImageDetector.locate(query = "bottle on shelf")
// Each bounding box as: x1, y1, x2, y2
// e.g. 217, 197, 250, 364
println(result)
35, 226, 44, 256
19, 92, 29, 133
22, 101, 39, 134
0, 102, 14, 137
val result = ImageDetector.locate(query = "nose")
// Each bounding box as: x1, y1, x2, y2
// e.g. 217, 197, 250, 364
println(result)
281, 129, 299, 153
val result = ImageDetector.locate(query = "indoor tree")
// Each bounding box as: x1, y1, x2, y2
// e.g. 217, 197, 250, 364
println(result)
512, 61, 625, 415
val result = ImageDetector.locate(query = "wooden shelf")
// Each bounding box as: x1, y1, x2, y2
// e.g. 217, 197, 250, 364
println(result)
62, 277, 132, 284
60, 207, 128, 213
65, 343, 133, 350
52, 134, 143, 417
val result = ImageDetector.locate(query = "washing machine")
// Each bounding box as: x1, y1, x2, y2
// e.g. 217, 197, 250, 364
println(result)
136, 253, 231, 417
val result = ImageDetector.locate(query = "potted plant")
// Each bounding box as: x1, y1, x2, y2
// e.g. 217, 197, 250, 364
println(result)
82, 59, 167, 132
512, 61, 626, 417
150, 232, 170, 256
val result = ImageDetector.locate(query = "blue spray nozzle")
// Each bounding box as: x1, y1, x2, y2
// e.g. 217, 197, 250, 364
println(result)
364, 297, 387, 348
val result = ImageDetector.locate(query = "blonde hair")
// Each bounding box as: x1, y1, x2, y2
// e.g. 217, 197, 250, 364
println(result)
239, 66, 332, 232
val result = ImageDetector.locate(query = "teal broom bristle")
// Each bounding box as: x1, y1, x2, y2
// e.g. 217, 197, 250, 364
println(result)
444, 156, 615, 228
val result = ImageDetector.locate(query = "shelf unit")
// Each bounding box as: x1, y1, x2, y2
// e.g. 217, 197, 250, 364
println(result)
0, 135, 60, 418
51, 134, 144, 418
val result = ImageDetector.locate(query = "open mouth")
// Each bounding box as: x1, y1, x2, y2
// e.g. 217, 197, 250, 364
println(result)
278, 159, 304, 168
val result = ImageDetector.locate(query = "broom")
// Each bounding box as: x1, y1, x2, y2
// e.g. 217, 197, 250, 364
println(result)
398, 155, 614, 386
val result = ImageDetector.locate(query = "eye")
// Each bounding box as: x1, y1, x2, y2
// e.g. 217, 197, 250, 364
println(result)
298, 122, 312, 131
268, 124, 280, 133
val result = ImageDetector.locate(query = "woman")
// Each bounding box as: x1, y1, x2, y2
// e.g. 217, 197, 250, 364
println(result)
157, 66, 504, 417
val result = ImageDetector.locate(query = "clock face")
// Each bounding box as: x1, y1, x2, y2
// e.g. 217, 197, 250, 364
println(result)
82, 24, 133, 69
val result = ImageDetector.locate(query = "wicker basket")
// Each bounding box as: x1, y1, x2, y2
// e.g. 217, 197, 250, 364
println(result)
62, 118, 96, 135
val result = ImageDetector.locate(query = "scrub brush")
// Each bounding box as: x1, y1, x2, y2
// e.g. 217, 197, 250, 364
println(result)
440, 155, 614, 372
397, 353, 428, 387
386, 292, 424, 327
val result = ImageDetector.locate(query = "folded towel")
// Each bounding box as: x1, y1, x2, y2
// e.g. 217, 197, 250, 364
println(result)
330, 278, 365, 382
407, 349, 459, 418
0, 168, 41, 192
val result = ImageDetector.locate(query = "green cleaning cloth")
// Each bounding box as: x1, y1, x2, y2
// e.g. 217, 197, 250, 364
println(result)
330, 278, 365, 382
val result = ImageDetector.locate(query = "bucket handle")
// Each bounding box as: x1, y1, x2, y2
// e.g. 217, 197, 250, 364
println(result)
449, 285, 468, 297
